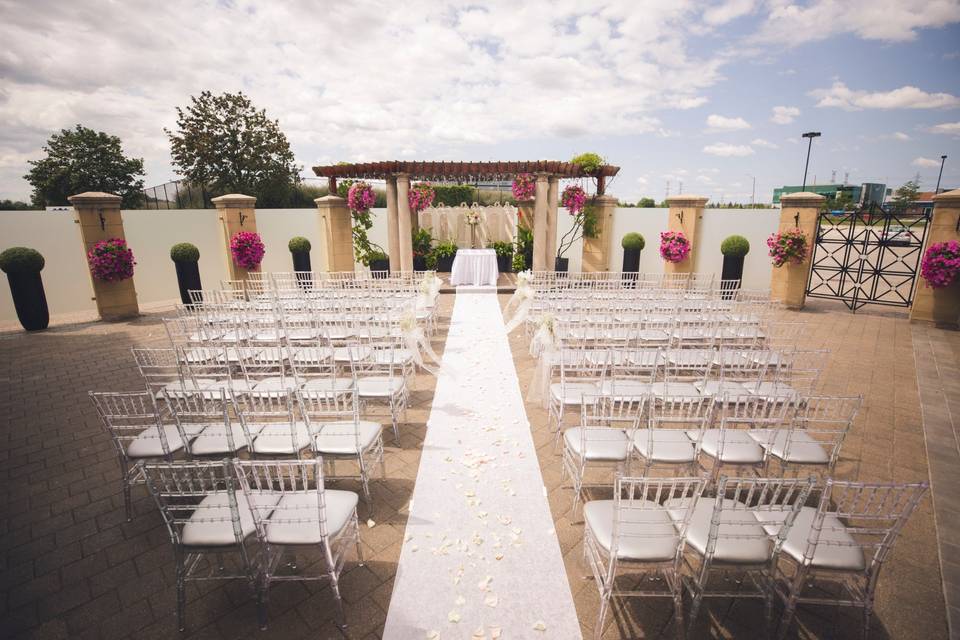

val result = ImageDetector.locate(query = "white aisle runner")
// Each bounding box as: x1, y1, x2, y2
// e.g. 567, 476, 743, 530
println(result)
383, 292, 582, 639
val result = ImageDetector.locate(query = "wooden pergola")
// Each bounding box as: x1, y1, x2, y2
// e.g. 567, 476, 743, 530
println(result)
311, 160, 621, 272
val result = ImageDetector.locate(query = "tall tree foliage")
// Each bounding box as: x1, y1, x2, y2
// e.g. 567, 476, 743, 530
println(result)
166, 91, 302, 207
24, 125, 145, 208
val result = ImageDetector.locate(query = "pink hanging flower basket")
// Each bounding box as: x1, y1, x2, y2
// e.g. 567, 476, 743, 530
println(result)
512, 173, 536, 200
347, 181, 376, 214
408, 182, 436, 213
561, 184, 587, 215
230, 231, 265, 270
766, 228, 808, 267
87, 238, 136, 282
921, 240, 960, 288
659, 231, 691, 263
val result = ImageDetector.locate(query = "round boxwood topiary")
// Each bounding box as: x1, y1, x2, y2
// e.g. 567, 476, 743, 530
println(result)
621, 232, 646, 251
720, 235, 750, 257
0, 247, 45, 274
169, 242, 200, 263
288, 236, 312, 253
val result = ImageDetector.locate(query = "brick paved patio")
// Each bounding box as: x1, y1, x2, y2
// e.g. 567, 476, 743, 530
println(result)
0, 295, 954, 639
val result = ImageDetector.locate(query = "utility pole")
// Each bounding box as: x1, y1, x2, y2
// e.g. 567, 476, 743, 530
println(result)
801, 131, 821, 190
678, 180, 683, 195
749, 175, 756, 207
936, 155, 947, 194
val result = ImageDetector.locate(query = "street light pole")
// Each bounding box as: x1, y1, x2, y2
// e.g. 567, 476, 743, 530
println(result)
801, 131, 821, 190
935, 155, 947, 194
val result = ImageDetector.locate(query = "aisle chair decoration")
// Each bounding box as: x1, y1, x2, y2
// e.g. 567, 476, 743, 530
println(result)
399, 310, 444, 376
504, 270, 534, 333
527, 312, 559, 409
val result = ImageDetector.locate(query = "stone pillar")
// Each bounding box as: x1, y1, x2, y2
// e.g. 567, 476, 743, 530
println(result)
546, 177, 559, 267
315, 195, 355, 272
533, 172, 550, 271
911, 189, 960, 328
385, 176, 401, 272
212, 193, 258, 281
396, 173, 414, 273
582, 194, 618, 272
68, 191, 139, 321
663, 195, 708, 275
770, 191, 824, 310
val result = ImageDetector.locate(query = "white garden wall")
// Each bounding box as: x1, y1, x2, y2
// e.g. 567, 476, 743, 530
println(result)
0, 205, 782, 326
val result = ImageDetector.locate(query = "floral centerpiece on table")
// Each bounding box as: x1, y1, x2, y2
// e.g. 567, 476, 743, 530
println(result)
920, 240, 960, 288
766, 228, 808, 267
87, 238, 136, 282
230, 231, 265, 270
512, 173, 536, 200
659, 231, 691, 263
408, 182, 435, 213
465, 210, 481, 226
347, 181, 386, 266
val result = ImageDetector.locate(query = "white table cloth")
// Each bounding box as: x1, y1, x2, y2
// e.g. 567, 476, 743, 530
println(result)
449, 249, 498, 286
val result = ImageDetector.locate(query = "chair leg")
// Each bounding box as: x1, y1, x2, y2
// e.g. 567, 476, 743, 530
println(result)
595, 590, 611, 640
686, 592, 704, 637
861, 601, 874, 640
777, 595, 798, 640
123, 480, 133, 523
175, 553, 187, 632
354, 517, 365, 567
673, 588, 686, 640
256, 581, 268, 631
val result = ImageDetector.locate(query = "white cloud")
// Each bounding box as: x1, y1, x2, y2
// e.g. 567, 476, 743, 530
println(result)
929, 122, 960, 136
912, 157, 942, 168
770, 105, 800, 124
752, 0, 960, 44
892, 132, 911, 141
751, 138, 779, 149
702, 0, 756, 26
706, 114, 751, 131
703, 143, 755, 157
811, 81, 960, 110
0, 1, 727, 198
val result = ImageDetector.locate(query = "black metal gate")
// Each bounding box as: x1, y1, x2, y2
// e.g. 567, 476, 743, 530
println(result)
805, 204, 930, 311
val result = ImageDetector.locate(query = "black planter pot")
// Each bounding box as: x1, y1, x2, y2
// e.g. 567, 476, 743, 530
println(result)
369, 259, 390, 277
7, 271, 49, 331
174, 261, 202, 306
555, 257, 569, 272
496, 254, 513, 273
622, 248, 641, 273
524, 249, 533, 271
721, 255, 745, 298
291, 251, 311, 272
413, 255, 427, 271
436, 255, 455, 272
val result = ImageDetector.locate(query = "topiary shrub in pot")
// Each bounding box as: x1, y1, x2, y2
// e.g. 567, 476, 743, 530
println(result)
412, 228, 432, 271
368, 249, 390, 278
488, 241, 514, 273
621, 232, 645, 272
288, 236, 312, 271
720, 234, 750, 290
169, 242, 201, 305
432, 241, 458, 272
0, 247, 49, 331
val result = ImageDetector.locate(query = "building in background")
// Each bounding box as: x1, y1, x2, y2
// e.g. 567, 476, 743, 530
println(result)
772, 182, 888, 207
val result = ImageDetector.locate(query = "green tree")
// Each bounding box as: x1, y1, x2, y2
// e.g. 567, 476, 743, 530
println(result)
637, 197, 656, 207
0, 199, 36, 210
24, 125, 145, 208
890, 180, 920, 209
166, 91, 301, 207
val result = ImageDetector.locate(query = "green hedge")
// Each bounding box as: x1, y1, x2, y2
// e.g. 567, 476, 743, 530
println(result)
621, 232, 645, 250
720, 235, 750, 257
0, 247, 45, 273
169, 242, 200, 263
432, 185, 476, 206
288, 236, 311, 253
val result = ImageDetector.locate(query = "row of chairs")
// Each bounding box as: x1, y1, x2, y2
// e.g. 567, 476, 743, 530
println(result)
584, 474, 928, 640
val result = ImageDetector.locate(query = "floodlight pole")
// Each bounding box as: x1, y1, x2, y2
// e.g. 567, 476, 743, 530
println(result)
935, 155, 947, 194
801, 131, 821, 191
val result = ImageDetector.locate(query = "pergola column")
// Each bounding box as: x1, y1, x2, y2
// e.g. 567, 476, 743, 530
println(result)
770, 192, 824, 310
582, 194, 618, 272
314, 195, 355, 272
911, 188, 960, 328
212, 193, 258, 281
397, 173, 414, 273
385, 176, 400, 272
546, 177, 559, 268
533, 172, 550, 271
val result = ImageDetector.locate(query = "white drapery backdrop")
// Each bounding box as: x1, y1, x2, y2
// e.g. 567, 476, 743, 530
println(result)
418, 202, 518, 247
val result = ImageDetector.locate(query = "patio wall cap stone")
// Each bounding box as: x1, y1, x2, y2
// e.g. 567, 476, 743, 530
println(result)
211, 194, 257, 207
314, 194, 346, 206
780, 191, 827, 207
665, 195, 709, 207
67, 192, 121, 206
932, 188, 960, 205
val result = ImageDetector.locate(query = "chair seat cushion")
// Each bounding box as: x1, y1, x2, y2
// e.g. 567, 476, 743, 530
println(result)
563, 427, 631, 461
333, 346, 372, 362
649, 382, 701, 398
250, 422, 311, 455
754, 507, 865, 570
638, 329, 670, 342
181, 492, 280, 547
632, 429, 696, 463
741, 381, 799, 402
599, 379, 651, 399
550, 382, 601, 405
693, 429, 765, 464
190, 423, 255, 455
694, 380, 748, 397
748, 429, 831, 464
372, 349, 414, 365
264, 490, 359, 545
664, 498, 771, 564
584, 500, 681, 561
291, 347, 334, 364
251, 377, 301, 394
301, 377, 355, 394
314, 421, 382, 454
127, 425, 186, 458
357, 376, 405, 397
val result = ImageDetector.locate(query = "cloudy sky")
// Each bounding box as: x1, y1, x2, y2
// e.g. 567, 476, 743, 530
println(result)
1, 0, 959, 204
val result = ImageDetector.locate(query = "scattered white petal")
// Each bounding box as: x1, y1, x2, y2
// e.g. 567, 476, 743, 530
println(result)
455, 595, 466, 606
367, 519, 376, 528
448, 611, 461, 623
490, 627, 502, 639
411, 544, 419, 552
533, 620, 547, 632
478, 575, 493, 591
484, 594, 499, 608
426, 631, 439, 640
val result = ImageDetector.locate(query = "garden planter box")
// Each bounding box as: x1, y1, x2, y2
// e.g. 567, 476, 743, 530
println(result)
555, 257, 569, 273
174, 261, 202, 305
369, 259, 390, 277
6, 271, 49, 331
436, 255, 455, 272
413, 255, 427, 271
721, 255, 744, 299
622, 248, 641, 273
496, 254, 513, 273
292, 251, 311, 272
